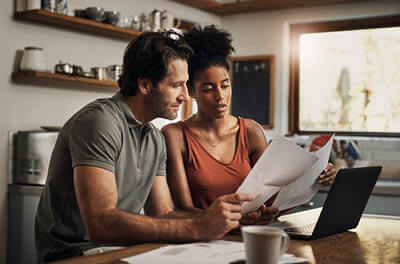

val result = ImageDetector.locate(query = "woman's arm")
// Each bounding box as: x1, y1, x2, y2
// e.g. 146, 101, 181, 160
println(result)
162, 123, 202, 213
244, 119, 268, 167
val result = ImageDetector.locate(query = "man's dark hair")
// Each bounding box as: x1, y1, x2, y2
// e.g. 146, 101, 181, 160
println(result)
184, 25, 234, 94
118, 30, 193, 96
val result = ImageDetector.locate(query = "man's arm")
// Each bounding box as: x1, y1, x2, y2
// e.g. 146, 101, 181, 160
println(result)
144, 176, 201, 218
74, 165, 251, 244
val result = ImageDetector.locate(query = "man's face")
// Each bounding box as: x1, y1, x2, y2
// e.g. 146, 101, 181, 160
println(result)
145, 58, 189, 120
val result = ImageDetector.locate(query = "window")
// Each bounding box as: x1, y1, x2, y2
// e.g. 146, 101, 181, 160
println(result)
289, 15, 400, 137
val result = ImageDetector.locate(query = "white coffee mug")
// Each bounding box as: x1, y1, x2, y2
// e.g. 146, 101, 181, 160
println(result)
242, 226, 289, 264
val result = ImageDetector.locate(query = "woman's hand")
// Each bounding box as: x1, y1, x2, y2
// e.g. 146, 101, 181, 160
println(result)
317, 163, 337, 186
240, 204, 279, 225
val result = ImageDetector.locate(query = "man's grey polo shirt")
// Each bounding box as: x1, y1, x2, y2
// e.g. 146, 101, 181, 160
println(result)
35, 92, 167, 262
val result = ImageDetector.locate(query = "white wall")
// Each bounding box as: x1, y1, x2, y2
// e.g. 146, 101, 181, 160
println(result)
221, 0, 400, 139
2, 0, 400, 262
0, 1, 220, 262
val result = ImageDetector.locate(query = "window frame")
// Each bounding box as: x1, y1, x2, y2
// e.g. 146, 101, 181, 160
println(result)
289, 15, 400, 137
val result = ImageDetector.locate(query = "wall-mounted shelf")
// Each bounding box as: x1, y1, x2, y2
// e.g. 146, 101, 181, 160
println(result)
14, 9, 196, 40
14, 9, 141, 40
172, 0, 376, 15
12, 71, 118, 91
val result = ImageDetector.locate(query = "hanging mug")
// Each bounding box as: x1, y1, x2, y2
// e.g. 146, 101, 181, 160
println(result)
161, 10, 180, 30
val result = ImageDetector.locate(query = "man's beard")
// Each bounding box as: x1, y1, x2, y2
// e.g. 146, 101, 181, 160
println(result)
145, 87, 177, 120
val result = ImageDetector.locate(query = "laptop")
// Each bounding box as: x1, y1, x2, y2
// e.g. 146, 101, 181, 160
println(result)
271, 166, 382, 239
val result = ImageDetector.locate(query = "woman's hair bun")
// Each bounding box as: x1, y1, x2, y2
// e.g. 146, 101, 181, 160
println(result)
184, 25, 234, 61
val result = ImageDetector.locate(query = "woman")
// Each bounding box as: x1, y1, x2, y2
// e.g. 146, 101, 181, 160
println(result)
162, 25, 336, 224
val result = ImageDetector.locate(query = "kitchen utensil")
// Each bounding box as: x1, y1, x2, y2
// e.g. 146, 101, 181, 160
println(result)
55, 61, 73, 75
20, 47, 46, 71
82, 72, 93, 78
74, 9, 86, 18
149, 9, 161, 32
161, 10, 180, 30
104, 11, 120, 25
130, 15, 140, 31
85, 7, 105, 22
72, 65, 84, 76
105, 65, 122, 81
140, 13, 151, 32
91, 67, 106, 80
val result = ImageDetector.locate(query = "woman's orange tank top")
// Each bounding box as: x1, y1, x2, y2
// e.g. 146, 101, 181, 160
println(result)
181, 117, 252, 209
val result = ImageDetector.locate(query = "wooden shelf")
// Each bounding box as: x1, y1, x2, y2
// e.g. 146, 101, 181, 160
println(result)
14, 9, 196, 39
12, 71, 118, 91
172, 0, 376, 15
14, 9, 141, 40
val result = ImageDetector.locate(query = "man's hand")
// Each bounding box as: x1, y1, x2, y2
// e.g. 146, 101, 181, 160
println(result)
197, 193, 253, 240
317, 163, 337, 186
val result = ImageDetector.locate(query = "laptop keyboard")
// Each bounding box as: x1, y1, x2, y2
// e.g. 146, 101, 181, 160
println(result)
284, 223, 316, 233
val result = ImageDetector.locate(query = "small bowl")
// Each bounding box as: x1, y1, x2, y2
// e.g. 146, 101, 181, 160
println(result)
74, 9, 86, 18
85, 7, 105, 22
104, 11, 120, 26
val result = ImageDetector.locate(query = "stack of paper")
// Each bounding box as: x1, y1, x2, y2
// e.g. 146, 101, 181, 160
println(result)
121, 240, 308, 264
236, 134, 334, 214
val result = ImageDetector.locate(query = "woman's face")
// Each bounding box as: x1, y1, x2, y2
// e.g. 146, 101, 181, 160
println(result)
192, 65, 231, 119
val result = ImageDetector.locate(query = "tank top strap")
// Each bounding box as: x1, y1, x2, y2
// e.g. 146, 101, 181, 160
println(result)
179, 121, 196, 165
237, 117, 251, 157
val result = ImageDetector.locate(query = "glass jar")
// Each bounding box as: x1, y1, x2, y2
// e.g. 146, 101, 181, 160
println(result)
20, 47, 46, 71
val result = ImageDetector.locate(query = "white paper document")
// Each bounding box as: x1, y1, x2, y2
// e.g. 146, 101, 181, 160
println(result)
272, 135, 334, 210
121, 240, 308, 264
236, 135, 319, 214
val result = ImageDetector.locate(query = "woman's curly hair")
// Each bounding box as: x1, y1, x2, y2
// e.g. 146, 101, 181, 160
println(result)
184, 25, 234, 94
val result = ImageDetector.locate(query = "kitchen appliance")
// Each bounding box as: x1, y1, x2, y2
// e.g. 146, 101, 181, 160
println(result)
20, 46, 46, 72
8, 130, 58, 264
14, 130, 58, 185
7, 184, 43, 264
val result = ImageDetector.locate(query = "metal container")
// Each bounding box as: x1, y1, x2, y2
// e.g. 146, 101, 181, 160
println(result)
91, 67, 106, 80
55, 61, 73, 75
105, 65, 122, 81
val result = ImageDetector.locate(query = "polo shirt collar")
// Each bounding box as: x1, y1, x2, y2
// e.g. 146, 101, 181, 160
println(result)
112, 92, 154, 130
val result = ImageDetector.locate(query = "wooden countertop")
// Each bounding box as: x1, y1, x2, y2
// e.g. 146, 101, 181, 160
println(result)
50, 215, 400, 264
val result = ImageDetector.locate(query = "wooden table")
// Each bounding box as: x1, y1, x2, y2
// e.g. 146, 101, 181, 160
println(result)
51, 215, 400, 264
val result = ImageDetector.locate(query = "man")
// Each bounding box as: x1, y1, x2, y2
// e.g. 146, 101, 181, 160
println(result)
35, 31, 252, 262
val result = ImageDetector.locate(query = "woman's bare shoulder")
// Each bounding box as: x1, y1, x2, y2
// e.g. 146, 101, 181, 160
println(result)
242, 118, 264, 135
